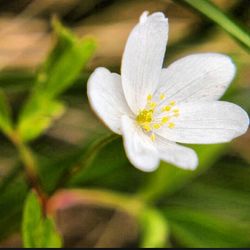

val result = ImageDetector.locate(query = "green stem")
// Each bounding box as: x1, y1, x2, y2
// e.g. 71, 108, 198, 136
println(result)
55, 133, 119, 188
139, 207, 170, 248
10, 132, 47, 211
178, 0, 250, 51
71, 133, 119, 175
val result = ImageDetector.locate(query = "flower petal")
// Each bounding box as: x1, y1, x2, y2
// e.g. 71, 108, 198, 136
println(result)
156, 53, 236, 102
121, 12, 168, 113
87, 67, 132, 134
156, 136, 198, 170
121, 115, 159, 172
155, 101, 249, 144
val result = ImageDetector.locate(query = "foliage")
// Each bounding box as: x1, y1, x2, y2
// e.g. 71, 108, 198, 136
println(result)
22, 191, 62, 248
178, 0, 250, 51
139, 208, 169, 248
0, 1, 249, 248
17, 19, 96, 142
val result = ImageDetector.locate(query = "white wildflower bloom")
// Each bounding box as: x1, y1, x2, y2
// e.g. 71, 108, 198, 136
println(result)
87, 12, 249, 172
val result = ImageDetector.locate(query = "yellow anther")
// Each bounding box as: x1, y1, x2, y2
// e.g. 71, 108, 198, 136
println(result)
153, 124, 161, 129
147, 94, 152, 101
137, 95, 178, 138
150, 133, 156, 141
161, 117, 169, 123
149, 102, 157, 108
160, 93, 165, 100
136, 109, 153, 124
168, 122, 175, 129
143, 124, 151, 132
163, 105, 171, 112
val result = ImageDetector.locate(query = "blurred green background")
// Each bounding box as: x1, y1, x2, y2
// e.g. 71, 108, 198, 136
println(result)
0, 0, 249, 248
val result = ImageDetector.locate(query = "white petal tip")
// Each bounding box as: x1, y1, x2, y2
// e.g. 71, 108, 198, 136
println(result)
139, 11, 149, 23
222, 54, 237, 80
225, 104, 249, 141
126, 149, 160, 172
237, 108, 249, 136
185, 159, 199, 171
176, 151, 199, 171
93, 67, 110, 75
139, 11, 168, 24
133, 162, 160, 172
156, 137, 199, 171
212, 53, 237, 81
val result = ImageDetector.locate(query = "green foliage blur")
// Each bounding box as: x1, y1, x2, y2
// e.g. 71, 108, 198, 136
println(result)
0, 0, 249, 248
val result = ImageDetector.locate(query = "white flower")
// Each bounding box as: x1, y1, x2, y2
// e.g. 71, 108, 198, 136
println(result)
87, 12, 249, 172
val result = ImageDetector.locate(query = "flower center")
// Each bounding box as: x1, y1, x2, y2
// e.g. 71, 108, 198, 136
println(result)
136, 93, 179, 141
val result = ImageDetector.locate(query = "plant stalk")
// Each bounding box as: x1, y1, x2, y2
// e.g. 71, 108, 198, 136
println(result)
177, 0, 250, 51
10, 133, 47, 212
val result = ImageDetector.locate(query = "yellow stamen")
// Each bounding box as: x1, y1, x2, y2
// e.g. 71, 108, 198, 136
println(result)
137, 94, 179, 137
143, 124, 151, 132
161, 117, 169, 123
163, 105, 171, 112
149, 102, 157, 108
150, 133, 156, 141
153, 124, 161, 129
168, 122, 175, 129
147, 94, 152, 101
160, 93, 165, 100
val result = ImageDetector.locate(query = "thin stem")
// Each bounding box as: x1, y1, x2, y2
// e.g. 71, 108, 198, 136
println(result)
55, 133, 119, 189
177, 0, 250, 51
71, 133, 119, 175
10, 132, 47, 212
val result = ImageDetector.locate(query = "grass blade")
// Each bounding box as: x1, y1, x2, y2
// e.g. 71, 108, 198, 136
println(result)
178, 0, 250, 51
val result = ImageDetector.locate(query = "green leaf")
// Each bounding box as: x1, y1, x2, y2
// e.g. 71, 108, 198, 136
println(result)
22, 191, 62, 248
162, 159, 250, 247
0, 90, 13, 136
34, 19, 96, 99
139, 143, 226, 202
18, 98, 65, 142
164, 208, 250, 248
0, 175, 28, 240
139, 208, 169, 248
22, 191, 42, 247
0, 70, 89, 95
37, 217, 62, 248
178, 0, 250, 51
0, 70, 35, 94
17, 20, 96, 142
